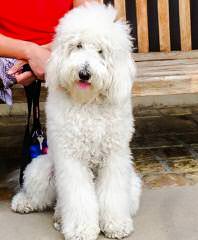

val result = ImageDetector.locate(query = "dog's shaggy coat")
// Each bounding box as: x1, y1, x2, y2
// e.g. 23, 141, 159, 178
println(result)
11, 3, 141, 240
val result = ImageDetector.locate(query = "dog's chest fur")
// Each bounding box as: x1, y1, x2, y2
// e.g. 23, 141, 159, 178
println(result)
63, 104, 121, 162
47, 95, 133, 171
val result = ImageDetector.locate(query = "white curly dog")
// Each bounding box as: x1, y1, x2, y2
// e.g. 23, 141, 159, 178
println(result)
11, 3, 141, 240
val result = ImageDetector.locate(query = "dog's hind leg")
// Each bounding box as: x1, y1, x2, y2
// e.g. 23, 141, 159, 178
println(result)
11, 154, 55, 213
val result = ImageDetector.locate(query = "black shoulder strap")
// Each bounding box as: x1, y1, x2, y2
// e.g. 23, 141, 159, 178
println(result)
32, 80, 41, 131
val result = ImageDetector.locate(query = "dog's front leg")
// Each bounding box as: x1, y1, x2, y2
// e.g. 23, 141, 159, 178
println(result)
96, 150, 139, 239
54, 156, 100, 240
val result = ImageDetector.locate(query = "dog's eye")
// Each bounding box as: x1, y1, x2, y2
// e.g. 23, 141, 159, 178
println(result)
98, 49, 103, 55
77, 43, 83, 49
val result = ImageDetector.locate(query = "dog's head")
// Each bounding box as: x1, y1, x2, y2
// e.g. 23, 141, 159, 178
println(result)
46, 2, 136, 104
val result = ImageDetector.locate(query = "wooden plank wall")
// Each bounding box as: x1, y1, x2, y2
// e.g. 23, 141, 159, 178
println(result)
115, 0, 193, 53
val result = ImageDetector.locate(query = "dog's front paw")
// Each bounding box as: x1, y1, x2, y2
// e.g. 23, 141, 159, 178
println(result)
63, 223, 100, 240
11, 191, 34, 213
100, 217, 134, 239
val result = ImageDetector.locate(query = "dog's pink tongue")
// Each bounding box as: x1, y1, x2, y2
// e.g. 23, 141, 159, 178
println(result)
77, 81, 91, 89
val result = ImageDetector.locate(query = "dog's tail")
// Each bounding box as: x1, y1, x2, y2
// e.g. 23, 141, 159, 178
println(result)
6, 169, 20, 193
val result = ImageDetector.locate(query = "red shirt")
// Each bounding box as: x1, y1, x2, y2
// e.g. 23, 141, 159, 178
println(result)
0, 0, 73, 45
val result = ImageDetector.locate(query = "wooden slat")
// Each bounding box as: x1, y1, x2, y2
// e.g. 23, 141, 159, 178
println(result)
1, 74, 198, 115
133, 50, 198, 62
7, 56, 198, 102
157, 0, 171, 52
133, 74, 198, 96
114, 0, 126, 20
136, 59, 198, 78
136, 0, 149, 53
136, 59, 198, 70
179, 0, 192, 51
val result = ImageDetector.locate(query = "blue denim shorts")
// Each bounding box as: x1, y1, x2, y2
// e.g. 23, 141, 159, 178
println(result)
0, 57, 17, 105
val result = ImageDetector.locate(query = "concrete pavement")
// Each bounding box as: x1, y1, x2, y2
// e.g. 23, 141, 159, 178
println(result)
1, 184, 198, 240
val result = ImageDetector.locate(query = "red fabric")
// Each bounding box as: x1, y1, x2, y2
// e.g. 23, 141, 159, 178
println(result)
0, 0, 73, 45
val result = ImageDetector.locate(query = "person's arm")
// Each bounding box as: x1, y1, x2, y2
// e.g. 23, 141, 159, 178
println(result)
0, 33, 51, 83
0, 34, 36, 60
73, 0, 91, 7
0, 34, 37, 85
42, 43, 52, 51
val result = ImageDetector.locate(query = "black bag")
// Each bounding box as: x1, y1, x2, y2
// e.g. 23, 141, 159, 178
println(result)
20, 79, 47, 186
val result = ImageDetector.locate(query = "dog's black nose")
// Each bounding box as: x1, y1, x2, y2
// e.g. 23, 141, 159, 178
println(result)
79, 70, 91, 82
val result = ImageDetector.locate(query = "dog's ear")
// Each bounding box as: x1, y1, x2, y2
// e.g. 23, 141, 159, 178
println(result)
45, 47, 63, 89
107, 54, 136, 104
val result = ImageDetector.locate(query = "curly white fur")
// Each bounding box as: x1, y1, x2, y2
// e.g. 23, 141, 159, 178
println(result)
11, 2, 141, 240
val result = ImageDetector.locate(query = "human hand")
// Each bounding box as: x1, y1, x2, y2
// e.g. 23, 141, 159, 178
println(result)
8, 60, 36, 86
25, 43, 51, 80
8, 43, 51, 85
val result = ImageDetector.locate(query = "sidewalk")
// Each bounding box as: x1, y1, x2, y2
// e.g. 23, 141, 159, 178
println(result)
1, 184, 198, 240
